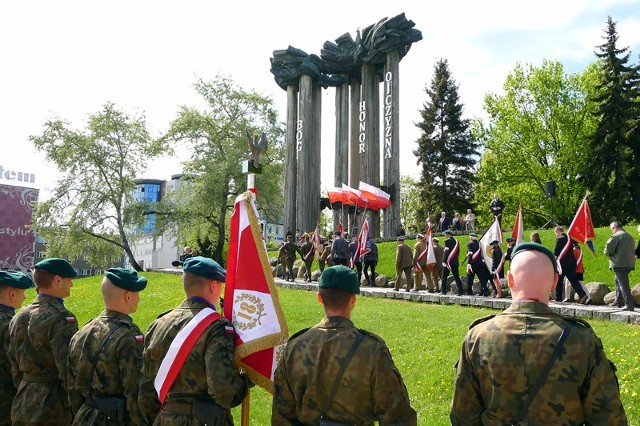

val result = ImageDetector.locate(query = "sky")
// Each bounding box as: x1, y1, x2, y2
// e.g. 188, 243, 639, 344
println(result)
1, 0, 639, 200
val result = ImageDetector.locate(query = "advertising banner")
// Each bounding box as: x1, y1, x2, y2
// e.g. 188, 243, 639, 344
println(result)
0, 183, 39, 270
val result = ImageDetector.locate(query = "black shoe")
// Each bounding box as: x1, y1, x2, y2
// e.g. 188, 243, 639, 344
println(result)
608, 302, 623, 308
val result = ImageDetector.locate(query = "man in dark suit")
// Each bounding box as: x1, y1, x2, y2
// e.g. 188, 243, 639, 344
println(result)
331, 231, 350, 266
438, 211, 450, 232
442, 230, 462, 295
489, 194, 505, 226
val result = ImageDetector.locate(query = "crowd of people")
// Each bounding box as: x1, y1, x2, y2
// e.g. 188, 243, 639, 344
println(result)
0, 227, 634, 423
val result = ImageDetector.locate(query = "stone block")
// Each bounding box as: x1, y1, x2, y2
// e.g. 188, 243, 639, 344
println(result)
610, 311, 633, 323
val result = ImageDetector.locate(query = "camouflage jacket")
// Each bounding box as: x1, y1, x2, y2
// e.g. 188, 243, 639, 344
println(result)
7, 293, 78, 424
280, 241, 303, 261
139, 298, 250, 425
0, 305, 15, 426
450, 301, 628, 425
272, 316, 417, 425
68, 309, 145, 425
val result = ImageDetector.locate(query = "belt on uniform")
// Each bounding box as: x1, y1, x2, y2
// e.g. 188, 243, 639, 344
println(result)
22, 373, 59, 383
163, 400, 195, 415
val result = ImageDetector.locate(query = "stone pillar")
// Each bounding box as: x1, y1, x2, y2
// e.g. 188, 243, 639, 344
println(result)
335, 80, 349, 233
296, 74, 321, 235
360, 63, 380, 237
284, 84, 298, 234
383, 50, 400, 238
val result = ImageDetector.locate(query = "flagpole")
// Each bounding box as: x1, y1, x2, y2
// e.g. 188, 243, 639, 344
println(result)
241, 393, 250, 426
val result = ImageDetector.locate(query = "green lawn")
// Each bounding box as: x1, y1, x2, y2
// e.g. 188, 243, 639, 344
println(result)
21, 269, 639, 425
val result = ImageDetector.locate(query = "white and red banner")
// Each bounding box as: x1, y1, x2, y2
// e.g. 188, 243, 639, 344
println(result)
341, 184, 361, 206
225, 191, 289, 393
356, 218, 371, 260
358, 181, 391, 211
480, 217, 503, 272
425, 227, 436, 270
155, 308, 221, 403
512, 204, 524, 244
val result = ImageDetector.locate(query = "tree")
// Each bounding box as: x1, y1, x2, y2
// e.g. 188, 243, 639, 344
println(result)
414, 59, 478, 222
158, 75, 285, 264
30, 103, 166, 271
399, 175, 422, 232
472, 60, 597, 227
583, 16, 640, 225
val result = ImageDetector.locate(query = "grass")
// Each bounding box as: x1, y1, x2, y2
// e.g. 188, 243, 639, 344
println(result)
20, 269, 639, 425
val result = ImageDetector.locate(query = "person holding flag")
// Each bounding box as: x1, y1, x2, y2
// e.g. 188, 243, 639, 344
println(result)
300, 233, 315, 283
139, 256, 251, 424
348, 235, 364, 284
489, 240, 505, 298
442, 230, 463, 295
553, 226, 590, 304
413, 233, 435, 292
466, 233, 490, 296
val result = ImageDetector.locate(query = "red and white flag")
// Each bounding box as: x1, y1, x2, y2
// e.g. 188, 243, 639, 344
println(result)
480, 217, 503, 272
568, 196, 597, 256
225, 191, 289, 393
327, 187, 343, 205
512, 204, 524, 244
425, 227, 436, 270
356, 218, 371, 260
341, 183, 361, 206
358, 181, 391, 211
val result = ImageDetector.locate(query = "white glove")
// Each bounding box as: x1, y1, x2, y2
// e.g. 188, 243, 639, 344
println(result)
467, 265, 472, 274
442, 262, 448, 268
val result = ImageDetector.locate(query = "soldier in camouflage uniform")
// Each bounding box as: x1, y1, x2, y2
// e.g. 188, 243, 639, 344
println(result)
278, 234, 302, 282
451, 243, 628, 425
0, 271, 33, 426
67, 268, 147, 424
7, 258, 78, 425
139, 256, 250, 425
272, 265, 417, 425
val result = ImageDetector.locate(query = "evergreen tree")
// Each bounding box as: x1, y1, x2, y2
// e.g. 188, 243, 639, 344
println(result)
414, 59, 478, 222
585, 16, 640, 224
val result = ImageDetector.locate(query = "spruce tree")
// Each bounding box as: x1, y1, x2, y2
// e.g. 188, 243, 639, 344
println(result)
414, 59, 478, 223
585, 16, 640, 224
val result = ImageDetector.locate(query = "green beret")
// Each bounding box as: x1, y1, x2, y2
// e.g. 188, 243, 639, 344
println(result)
183, 256, 226, 282
319, 265, 360, 294
34, 258, 77, 278
105, 268, 147, 292
511, 242, 558, 273
0, 271, 34, 289
506, 237, 515, 242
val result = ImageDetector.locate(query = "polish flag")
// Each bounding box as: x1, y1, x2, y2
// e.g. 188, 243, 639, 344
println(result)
225, 191, 289, 393
341, 183, 361, 206
358, 181, 391, 211
327, 187, 343, 205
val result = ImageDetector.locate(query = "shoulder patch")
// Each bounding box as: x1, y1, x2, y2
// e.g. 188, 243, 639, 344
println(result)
288, 327, 311, 341
469, 314, 496, 330
559, 314, 594, 332
134, 334, 144, 342
156, 309, 172, 319
65, 315, 77, 323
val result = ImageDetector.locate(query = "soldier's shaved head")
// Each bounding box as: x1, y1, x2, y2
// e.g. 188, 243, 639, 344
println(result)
102, 277, 141, 314
508, 249, 557, 302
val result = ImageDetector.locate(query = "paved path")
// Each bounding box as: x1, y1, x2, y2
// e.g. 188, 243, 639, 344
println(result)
274, 278, 640, 325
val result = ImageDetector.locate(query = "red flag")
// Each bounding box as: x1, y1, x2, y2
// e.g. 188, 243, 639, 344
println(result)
568, 197, 597, 256
512, 204, 524, 244
327, 187, 343, 204
225, 191, 289, 393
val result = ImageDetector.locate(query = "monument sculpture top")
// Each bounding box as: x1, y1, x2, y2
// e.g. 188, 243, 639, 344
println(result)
270, 13, 422, 87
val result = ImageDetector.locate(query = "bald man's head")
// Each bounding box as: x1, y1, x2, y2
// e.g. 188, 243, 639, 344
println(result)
508, 249, 557, 302
102, 278, 125, 301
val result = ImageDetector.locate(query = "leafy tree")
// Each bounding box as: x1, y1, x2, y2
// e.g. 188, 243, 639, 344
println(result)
583, 16, 640, 225
158, 75, 285, 264
399, 175, 422, 232
473, 60, 597, 228
414, 59, 478, 222
30, 103, 166, 271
